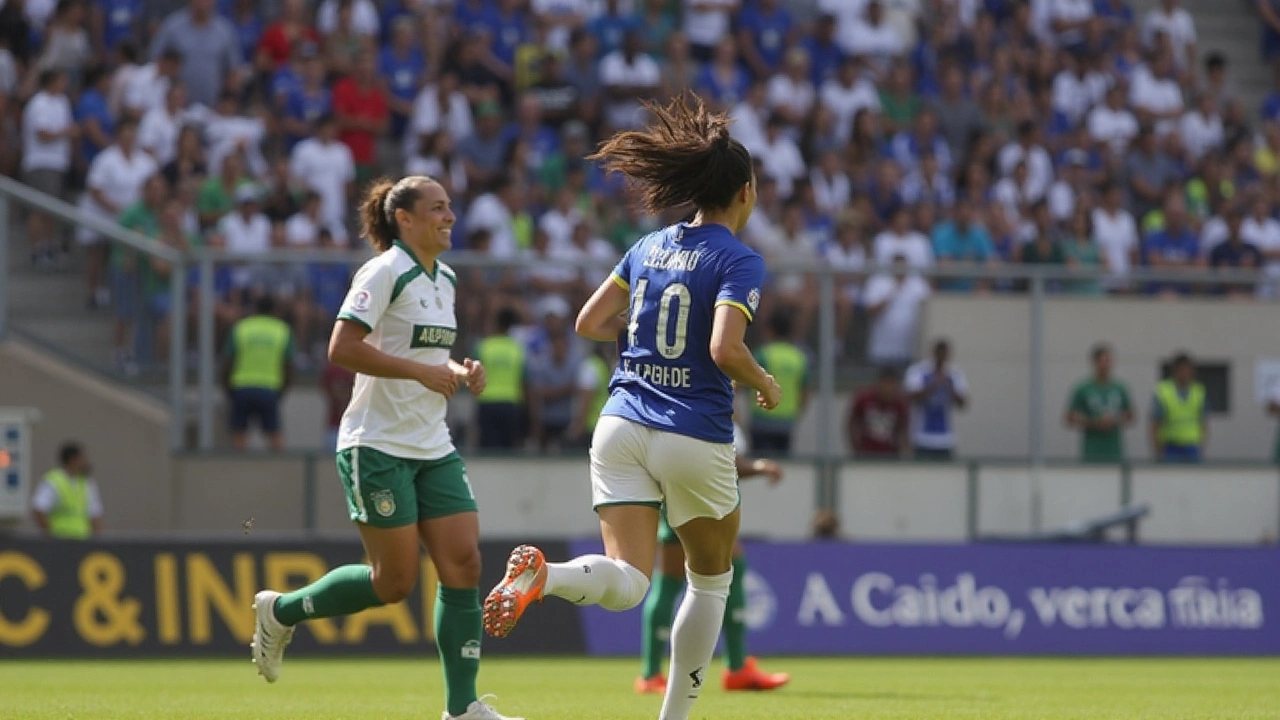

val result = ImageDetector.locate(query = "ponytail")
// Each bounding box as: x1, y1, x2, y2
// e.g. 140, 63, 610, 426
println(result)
359, 176, 436, 252
587, 92, 753, 214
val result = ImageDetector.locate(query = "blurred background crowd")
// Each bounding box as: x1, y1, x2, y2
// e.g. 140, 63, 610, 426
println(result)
4, 0, 1278, 451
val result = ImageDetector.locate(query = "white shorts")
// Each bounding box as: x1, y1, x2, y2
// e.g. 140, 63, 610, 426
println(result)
589, 415, 739, 528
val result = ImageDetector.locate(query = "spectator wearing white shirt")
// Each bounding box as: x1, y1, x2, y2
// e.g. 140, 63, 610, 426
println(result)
810, 151, 851, 216
820, 0, 869, 55
540, 186, 586, 253
599, 30, 662, 130
1088, 83, 1139, 157
405, 72, 474, 161
820, 56, 881, 145
405, 130, 468, 199
757, 113, 807, 199
1091, 180, 1140, 290
22, 70, 77, 267
1130, 51, 1184, 135
683, 0, 739, 62
1047, 149, 1093, 222
903, 339, 969, 460
849, 1, 905, 77
874, 205, 935, 270
901, 151, 956, 207
215, 184, 273, 298
1240, 195, 1280, 296
1142, 0, 1196, 71
1051, 51, 1109, 127
998, 121, 1055, 201
317, 0, 379, 37
994, 159, 1045, 230
284, 191, 347, 248
890, 109, 953, 175
1049, 0, 1094, 48
80, 119, 159, 307
121, 48, 181, 118
766, 48, 816, 128
729, 82, 770, 156
288, 114, 355, 230
863, 256, 932, 368
138, 83, 188, 167
466, 177, 524, 259
1178, 93, 1224, 164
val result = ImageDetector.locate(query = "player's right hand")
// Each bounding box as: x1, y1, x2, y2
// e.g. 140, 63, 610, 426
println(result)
418, 363, 459, 398
756, 374, 782, 411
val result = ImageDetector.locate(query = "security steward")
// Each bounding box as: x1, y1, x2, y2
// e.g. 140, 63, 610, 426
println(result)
222, 294, 294, 451
750, 313, 810, 454
31, 442, 103, 539
474, 308, 527, 449
1150, 352, 1207, 463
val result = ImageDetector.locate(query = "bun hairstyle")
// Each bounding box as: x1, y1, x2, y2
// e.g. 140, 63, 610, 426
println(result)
359, 176, 436, 251
587, 92, 753, 214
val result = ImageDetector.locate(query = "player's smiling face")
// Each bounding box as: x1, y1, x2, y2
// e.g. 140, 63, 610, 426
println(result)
399, 181, 456, 256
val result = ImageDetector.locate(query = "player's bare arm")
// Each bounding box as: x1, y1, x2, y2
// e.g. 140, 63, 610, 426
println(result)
575, 276, 631, 341
710, 305, 780, 410
329, 318, 458, 397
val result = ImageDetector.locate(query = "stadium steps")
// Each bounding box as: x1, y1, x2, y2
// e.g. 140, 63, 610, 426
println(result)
1131, 0, 1271, 116
7, 261, 119, 377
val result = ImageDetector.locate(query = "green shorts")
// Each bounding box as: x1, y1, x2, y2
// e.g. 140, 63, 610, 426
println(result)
657, 505, 678, 545
337, 447, 477, 528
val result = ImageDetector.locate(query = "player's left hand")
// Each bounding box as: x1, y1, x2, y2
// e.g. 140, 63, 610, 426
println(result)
460, 358, 486, 395
755, 459, 783, 484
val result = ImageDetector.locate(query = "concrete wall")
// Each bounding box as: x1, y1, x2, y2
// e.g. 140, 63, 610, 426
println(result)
165, 455, 1279, 544
921, 295, 1280, 461
0, 340, 173, 533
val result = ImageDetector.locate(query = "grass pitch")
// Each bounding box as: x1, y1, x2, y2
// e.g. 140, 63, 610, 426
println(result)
2, 657, 1277, 720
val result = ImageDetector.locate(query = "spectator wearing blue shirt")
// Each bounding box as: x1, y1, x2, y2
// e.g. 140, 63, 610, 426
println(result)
588, 0, 636, 59
454, 0, 500, 37
482, 0, 528, 69
95, 0, 144, 50
889, 109, 953, 175
228, 0, 263, 65
380, 17, 426, 139
1142, 192, 1202, 295
76, 66, 114, 165
281, 46, 331, 148
802, 13, 845, 87
1095, 0, 1135, 34
901, 151, 956, 208
502, 94, 562, 173
931, 199, 995, 291
696, 36, 751, 108
1208, 207, 1264, 296
737, 0, 794, 80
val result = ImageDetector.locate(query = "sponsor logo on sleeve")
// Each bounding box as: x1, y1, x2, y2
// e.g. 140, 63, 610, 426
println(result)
351, 290, 371, 312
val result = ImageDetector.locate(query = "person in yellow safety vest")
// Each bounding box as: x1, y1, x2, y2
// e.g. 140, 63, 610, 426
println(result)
222, 294, 294, 451
31, 442, 103, 539
568, 341, 617, 447
1150, 352, 1208, 463
749, 312, 810, 455
474, 308, 527, 450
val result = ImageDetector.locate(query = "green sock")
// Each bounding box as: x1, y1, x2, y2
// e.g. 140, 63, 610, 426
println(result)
640, 571, 684, 679
723, 556, 748, 671
273, 564, 384, 626
436, 584, 482, 717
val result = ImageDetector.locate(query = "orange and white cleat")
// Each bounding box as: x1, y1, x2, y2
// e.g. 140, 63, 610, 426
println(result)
722, 657, 790, 691
634, 674, 667, 694
483, 545, 548, 638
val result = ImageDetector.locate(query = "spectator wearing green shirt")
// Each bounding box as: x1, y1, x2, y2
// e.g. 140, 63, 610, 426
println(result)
111, 174, 169, 375
197, 150, 252, 230
1065, 343, 1134, 463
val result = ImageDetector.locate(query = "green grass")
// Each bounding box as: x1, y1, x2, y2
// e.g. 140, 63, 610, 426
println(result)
2, 657, 1278, 719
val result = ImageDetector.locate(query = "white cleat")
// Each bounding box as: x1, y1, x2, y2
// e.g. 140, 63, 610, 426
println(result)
250, 590, 295, 683
443, 695, 525, 720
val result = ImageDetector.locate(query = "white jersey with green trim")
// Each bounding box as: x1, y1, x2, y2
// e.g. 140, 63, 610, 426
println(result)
335, 240, 458, 460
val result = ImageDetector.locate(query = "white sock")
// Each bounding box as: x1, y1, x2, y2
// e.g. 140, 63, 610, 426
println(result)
544, 554, 649, 611
660, 566, 733, 720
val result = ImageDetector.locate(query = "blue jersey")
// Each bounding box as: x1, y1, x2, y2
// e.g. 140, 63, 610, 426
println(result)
602, 222, 766, 444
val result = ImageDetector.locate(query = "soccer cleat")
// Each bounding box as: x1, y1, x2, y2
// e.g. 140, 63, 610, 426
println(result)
250, 590, 295, 683
443, 694, 524, 720
722, 657, 790, 691
634, 674, 667, 694
482, 545, 548, 638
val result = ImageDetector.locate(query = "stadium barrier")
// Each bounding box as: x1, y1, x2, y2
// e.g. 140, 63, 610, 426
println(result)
0, 538, 584, 657
572, 540, 1280, 657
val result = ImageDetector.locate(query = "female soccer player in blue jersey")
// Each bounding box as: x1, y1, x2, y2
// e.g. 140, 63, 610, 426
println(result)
483, 94, 781, 720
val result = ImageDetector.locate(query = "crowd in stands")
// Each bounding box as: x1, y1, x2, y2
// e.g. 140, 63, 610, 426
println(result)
6, 0, 1280, 448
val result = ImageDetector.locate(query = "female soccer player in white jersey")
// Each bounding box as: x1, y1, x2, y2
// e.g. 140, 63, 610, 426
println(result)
250, 176, 522, 720
483, 94, 782, 720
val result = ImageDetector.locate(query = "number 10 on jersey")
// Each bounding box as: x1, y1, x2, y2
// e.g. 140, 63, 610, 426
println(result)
627, 278, 692, 360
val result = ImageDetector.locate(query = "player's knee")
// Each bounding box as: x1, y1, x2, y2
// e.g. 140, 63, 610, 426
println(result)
437, 547, 482, 588
601, 559, 649, 612
371, 567, 418, 604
